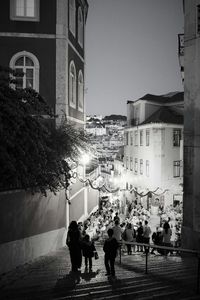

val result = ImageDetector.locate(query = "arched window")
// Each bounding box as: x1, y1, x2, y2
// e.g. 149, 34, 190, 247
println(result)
69, 0, 76, 36
78, 70, 84, 112
69, 61, 76, 108
78, 7, 84, 46
10, 51, 40, 91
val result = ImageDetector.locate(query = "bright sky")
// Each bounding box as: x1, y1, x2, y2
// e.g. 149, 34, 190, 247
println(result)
85, 0, 184, 117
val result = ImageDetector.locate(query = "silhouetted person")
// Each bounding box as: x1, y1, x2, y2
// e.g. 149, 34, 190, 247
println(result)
112, 219, 122, 242
103, 228, 118, 277
162, 221, 172, 255
136, 221, 143, 252
81, 234, 96, 272
66, 220, 82, 272
151, 227, 163, 254
143, 220, 151, 253
113, 212, 120, 223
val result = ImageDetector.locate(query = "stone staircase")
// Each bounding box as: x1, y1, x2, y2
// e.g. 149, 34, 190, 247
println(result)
0, 245, 199, 300
52, 246, 199, 300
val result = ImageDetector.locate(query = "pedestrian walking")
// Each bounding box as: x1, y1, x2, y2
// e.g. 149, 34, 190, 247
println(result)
66, 220, 82, 272
122, 223, 136, 255
113, 212, 120, 223
103, 228, 119, 277
151, 227, 163, 254
136, 221, 144, 252
81, 234, 96, 272
112, 219, 122, 242
143, 220, 151, 253
162, 221, 172, 255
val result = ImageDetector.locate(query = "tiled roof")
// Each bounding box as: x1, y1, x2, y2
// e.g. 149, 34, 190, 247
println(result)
141, 107, 183, 125
140, 91, 183, 103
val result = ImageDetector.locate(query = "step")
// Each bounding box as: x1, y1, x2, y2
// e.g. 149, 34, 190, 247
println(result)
97, 289, 180, 300
55, 283, 176, 299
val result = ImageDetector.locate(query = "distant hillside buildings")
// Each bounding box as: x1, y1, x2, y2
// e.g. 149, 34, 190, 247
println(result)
86, 115, 126, 163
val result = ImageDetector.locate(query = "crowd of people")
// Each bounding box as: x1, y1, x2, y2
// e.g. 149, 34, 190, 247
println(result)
81, 200, 181, 251
66, 200, 182, 279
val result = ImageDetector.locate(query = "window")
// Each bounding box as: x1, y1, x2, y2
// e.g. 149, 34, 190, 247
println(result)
78, 7, 84, 46
69, 0, 76, 36
78, 70, 84, 112
10, 51, 39, 91
173, 129, 181, 146
146, 129, 150, 146
130, 131, 133, 145
140, 130, 143, 146
140, 159, 143, 175
130, 157, 133, 171
173, 161, 181, 177
197, 4, 200, 35
134, 158, 138, 174
69, 61, 76, 108
134, 130, 138, 146
146, 160, 149, 177
10, 0, 40, 21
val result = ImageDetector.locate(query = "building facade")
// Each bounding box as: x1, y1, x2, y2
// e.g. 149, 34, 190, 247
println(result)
0, 0, 90, 273
182, 0, 200, 250
124, 92, 184, 210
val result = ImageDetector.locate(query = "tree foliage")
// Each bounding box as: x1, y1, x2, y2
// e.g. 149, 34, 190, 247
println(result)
0, 66, 89, 195
103, 114, 127, 121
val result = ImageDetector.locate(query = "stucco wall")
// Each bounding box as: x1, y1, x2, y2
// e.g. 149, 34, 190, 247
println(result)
0, 189, 66, 274
183, 0, 200, 250
87, 187, 99, 214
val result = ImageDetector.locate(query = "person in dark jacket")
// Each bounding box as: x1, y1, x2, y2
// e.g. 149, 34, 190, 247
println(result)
103, 228, 119, 277
66, 220, 82, 272
136, 221, 144, 252
81, 234, 96, 271
151, 227, 163, 254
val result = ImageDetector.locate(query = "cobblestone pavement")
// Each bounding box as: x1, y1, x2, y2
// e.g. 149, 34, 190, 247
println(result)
0, 245, 199, 299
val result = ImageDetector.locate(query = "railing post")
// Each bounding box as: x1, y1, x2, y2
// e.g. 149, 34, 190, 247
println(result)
197, 255, 200, 294
145, 247, 148, 274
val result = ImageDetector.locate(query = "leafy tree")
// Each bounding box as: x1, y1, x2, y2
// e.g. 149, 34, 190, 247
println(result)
103, 114, 127, 121
0, 66, 89, 195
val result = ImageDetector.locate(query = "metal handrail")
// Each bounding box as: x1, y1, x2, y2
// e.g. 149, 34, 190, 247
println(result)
118, 241, 200, 294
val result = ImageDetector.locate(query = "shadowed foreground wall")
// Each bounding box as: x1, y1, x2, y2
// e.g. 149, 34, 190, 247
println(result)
0, 189, 66, 274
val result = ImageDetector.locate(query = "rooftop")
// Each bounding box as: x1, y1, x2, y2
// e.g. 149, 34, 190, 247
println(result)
127, 91, 184, 105
141, 106, 183, 125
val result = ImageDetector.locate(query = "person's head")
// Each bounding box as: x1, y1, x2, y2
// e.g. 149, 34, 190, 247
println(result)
115, 219, 119, 226
145, 220, 148, 225
69, 220, 78, 231
139, 221, 142, 226
115, 212, 118, 216
127, 223, 132, 229
107, 228, 113, 237
84, 234, 90, 242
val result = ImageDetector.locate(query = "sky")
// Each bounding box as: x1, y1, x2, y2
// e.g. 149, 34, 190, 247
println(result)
85, 0, 184, 117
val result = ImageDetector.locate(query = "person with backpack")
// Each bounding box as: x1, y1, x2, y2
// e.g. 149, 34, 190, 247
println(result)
103, 228, 119, 277
122, 223, 136, 255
